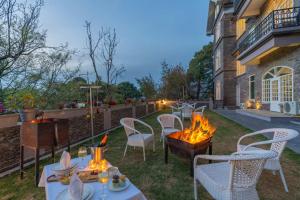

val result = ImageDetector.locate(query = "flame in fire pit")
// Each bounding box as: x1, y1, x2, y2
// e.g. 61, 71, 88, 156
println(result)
177, 113, 216, 144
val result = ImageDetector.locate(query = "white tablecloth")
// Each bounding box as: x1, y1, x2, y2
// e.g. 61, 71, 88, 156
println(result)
39, 156, 147, 200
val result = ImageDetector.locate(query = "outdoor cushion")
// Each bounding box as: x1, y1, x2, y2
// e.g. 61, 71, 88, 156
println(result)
163, 128, 180, 136
172, 111, 181, 117
127, 133, 154, 147
195, 162, 230, 199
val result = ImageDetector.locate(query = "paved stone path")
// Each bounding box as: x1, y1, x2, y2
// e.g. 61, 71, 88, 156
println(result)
214, 109, 300, 154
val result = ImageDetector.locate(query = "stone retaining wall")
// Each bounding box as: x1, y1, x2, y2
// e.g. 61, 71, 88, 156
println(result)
135, 105, 146, 118
0, 102, 157, 173
0, 126, 20, 172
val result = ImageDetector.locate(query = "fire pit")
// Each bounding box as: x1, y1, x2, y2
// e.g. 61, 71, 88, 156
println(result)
164, 114, 216, 175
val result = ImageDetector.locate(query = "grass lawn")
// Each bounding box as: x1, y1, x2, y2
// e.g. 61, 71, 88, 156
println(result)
0, 110, 300, 200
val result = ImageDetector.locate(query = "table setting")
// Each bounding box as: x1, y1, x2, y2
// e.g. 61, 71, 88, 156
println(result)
39, 135, 147, 200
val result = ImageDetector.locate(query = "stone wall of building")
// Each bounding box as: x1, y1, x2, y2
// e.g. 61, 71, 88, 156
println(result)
213, 11, 237, 108
236, 46, 300, 109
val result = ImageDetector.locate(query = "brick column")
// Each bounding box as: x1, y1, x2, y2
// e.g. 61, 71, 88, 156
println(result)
103, 109, 111, 130
145, 103, 149, 115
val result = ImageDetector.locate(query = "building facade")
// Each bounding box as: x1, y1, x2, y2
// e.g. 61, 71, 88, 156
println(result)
207, 0, 300, 113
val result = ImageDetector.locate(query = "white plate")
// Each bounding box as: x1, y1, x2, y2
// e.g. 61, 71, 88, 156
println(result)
56, 184, 94, 200
52, 163, 78, 172
108, 178, 131, 192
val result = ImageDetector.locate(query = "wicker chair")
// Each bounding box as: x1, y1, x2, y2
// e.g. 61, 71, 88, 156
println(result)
237, 128, 299, 192
181, 104, 194, 121
120, 118, 155, 161
194, 150, 277, 200
194, 105, 206, 117
170, 105, 182, 117
157, 114, 184, 148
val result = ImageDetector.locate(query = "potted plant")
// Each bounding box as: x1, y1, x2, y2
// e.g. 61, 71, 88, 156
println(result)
5, 91, 37, 122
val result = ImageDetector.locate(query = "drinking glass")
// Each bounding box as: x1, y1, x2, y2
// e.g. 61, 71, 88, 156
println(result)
78, 146, 88, 169
98, 171, 109, 200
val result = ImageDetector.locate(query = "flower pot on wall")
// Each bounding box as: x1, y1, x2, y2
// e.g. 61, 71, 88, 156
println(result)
18, 109, 26, 122
18, 109, 37, 122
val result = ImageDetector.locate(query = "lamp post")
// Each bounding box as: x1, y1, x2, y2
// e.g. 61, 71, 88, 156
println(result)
80, 85, 102, 144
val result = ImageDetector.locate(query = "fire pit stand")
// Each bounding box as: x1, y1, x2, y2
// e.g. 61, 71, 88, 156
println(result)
164, 132, 213, 176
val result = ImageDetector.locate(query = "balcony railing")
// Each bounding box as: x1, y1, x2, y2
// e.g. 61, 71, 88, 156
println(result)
233, 0, 245, 13
238, 7, 300, 53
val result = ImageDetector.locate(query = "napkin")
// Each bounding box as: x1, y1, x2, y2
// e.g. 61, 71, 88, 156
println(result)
68, 173, 84, 200
60, 151, 71, 169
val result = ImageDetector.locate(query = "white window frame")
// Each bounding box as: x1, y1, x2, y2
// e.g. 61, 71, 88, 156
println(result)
262, 79, 271, 102
262, 66, 294, 103
248, 75, 255, 100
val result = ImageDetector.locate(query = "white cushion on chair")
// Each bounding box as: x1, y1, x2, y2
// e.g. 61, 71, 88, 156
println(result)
163, 128, 180, 136
194, 112, 203, 116
127, 133, 154, 147
172, 111, 181, 117
195, 162, 230, 199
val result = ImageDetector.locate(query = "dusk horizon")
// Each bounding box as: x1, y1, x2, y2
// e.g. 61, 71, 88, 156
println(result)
39, 0, 212, 84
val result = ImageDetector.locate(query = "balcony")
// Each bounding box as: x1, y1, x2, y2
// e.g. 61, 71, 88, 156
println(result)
237, 7, 300, 64
234, 0, 267, 17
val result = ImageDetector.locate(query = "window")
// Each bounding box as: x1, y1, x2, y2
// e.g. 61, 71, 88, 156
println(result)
262, 66, 293, 103
249, 75, 255, 100
280, 74, 293, 102
236, 19, 246, 39
236, 61, 246, 76
262, 79, 271, 102
215, 81, 221, 100
215, 20, 221, 42
215, 47, 221, 71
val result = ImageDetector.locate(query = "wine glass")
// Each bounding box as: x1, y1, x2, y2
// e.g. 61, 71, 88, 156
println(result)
78, 146, 87, 169
98, 171, 109, 200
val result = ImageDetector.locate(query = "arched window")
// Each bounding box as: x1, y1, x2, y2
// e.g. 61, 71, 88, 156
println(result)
262, 66, 293, 102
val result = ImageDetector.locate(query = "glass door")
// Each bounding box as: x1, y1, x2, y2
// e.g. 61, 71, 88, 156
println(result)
270, 78, 281, 112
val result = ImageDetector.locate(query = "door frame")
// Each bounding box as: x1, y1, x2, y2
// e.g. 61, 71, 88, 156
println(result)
270, 77, 281, 112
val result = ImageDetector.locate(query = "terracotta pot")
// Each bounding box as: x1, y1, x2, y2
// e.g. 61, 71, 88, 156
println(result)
19, 109, 37, 122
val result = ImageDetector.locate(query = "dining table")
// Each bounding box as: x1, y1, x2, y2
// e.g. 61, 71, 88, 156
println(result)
39, 155, 147, 200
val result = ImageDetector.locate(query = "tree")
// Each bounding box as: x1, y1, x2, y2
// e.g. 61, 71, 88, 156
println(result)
117, 82, 140, 99
136, 74, 157, 99
160, 61, 187, 99
0, 0, 46, 101
0, 0, 46, 80
187, 42, 213, 99
85, 22, 125, 98
34, 48, 80, 108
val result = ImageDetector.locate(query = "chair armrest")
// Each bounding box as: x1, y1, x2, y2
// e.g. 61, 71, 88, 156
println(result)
174, 116, 184, 131
194, 151, 278, 170
194, 106, 206, 112
135, 119, 154, 135
170, 106, 180, 112
242, 137, 289, 151
237, 128, 279, 149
